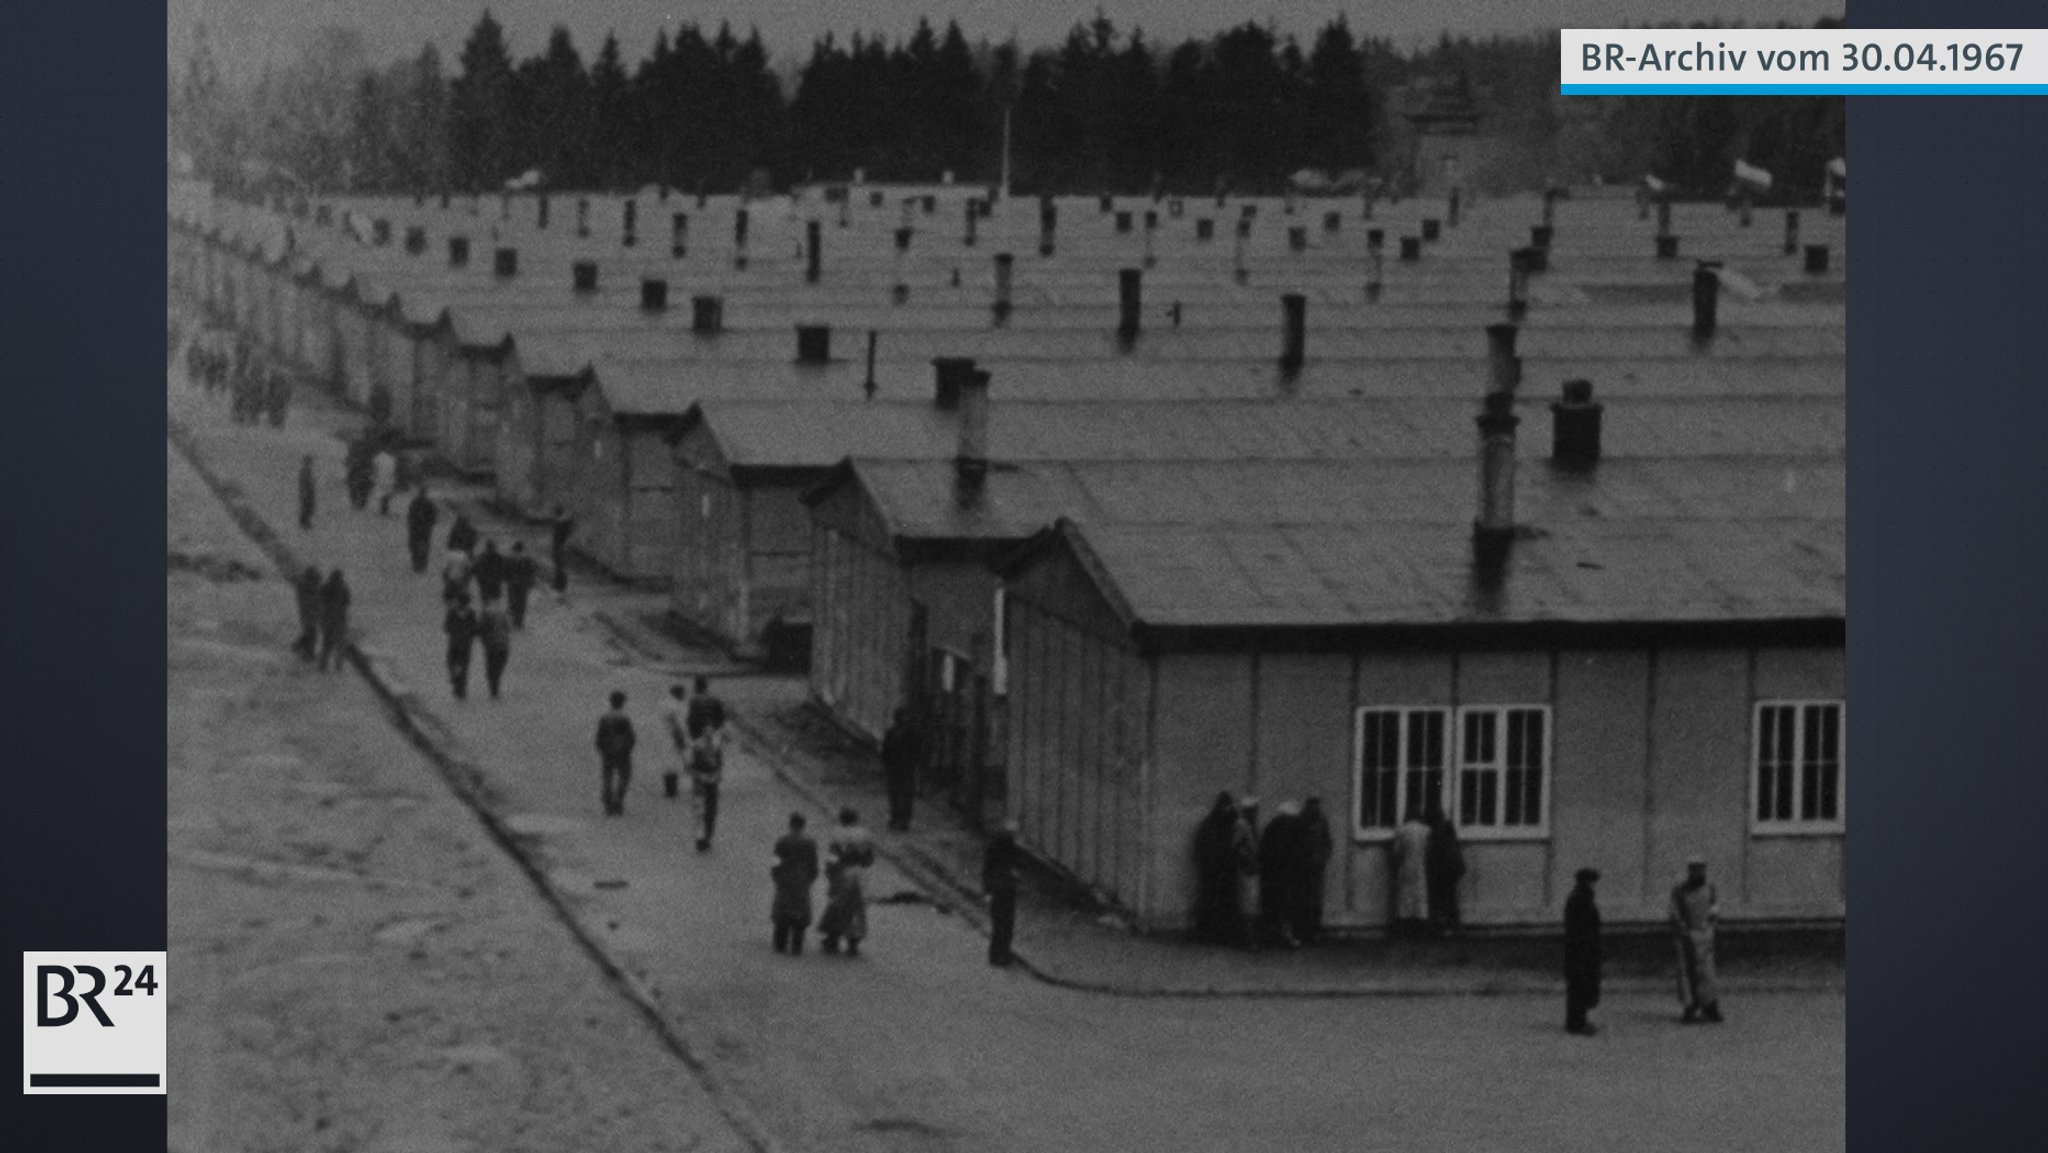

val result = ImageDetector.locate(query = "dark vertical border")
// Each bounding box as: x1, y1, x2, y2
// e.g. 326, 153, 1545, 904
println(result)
1852, 1, 2048, 1149
0, 0, 169, 1143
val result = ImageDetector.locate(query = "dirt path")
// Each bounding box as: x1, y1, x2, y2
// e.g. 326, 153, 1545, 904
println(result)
168, 441, 753, 1153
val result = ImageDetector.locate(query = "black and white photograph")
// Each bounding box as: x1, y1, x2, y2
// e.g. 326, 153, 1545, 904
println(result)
163, 1, 1847, 1148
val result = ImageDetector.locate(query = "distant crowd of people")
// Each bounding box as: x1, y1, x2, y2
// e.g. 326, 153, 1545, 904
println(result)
183, 326, 293, 427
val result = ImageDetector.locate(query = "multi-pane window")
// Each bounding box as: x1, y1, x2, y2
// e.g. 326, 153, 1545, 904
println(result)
1754, 701, 1844, 831
1356, 705, 1549, 838
1458, 707, 1548, 832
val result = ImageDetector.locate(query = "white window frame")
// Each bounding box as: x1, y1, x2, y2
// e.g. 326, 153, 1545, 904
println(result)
1453, 705, 1553, 841
1352, 703, 1552, 843
1351, 706, 1450, 841
1750, 699, 1846, 836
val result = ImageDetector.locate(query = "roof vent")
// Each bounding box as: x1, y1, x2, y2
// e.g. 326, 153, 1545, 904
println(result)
795, 324, 831, 365
641, 278, 669, 312
493, 247, 517, 278
1551, 379, 1603, 470
572, 260, 598, 293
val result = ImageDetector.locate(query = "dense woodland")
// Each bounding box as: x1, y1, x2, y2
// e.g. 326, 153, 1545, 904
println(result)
170, 10, 1845, 201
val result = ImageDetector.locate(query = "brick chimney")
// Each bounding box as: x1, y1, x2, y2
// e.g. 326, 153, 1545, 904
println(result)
795, 324, 831, 365
806, 220, 822, 284
1692, 261, 1722, 341
1805, 244, 1830, 274
572, 260, 598, 293
1117, 269, 1142, 343
932, 356, 977, 411
1473, 324, 1524, 579
493, 247, 517, 278
448, 235, 470, 267
641, 278, 669, 312
1280, 293, 1306, 376
992, 253, 1015, 324
1551, 380, 1603, 470
622, 199, 637, 246
954, 366, 992, 507
671, 213, 689, 258
1783, 210, 1800, 256
691, 295, 724, 335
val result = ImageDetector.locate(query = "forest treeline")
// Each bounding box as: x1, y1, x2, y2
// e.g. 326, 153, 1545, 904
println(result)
170, 10, 1845, 201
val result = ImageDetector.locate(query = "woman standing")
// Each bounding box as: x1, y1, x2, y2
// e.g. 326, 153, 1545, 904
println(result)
818, 809, 875, 956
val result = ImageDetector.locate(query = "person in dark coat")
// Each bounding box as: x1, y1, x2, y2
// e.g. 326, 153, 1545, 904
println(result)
549, 506, 576, 594
686, 676, 727, 741
317, 569, 351, 672
473, 539, 507, 604
344, 439, 373, 510
504, 542, 538, 627
595, 690, 636, 816
771, 812, 821, 955
983, 820, 1023, 966
406, 488, 439, 574
478, 602, 512, 699
1191, 792, 1242, 944
297, 455, 316, 530
881, 706, 923, 831
1257, 802, 1304, 948
1565, 867, 1604, 1035
1295, 796, 1335, 944
1424, 803, 1467, 937
291, 566, 322, 660
446, 512, 479, 557
443, 593, 479, 700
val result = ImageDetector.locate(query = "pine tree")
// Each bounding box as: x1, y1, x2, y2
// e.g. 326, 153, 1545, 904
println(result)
450, 9, 517, 189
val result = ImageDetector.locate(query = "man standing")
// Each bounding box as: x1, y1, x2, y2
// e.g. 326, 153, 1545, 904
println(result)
292, 565, 322, 660
406, 488, 439, 574
687, 676, 727, 743
771, 813, 820, 955
504, 542, 538, 627
881, 705, 923, 831
478, 601, 512, 700
594, 690, 636, 817
372, 445, 398, 515
550, 505, 577, 595
473, 539, 507, 604
1670, 858, 1724, 1024
983, 820, 1022, 966
662, 683, 689, 799
687, 678, 729, 851
1565, 867, 1604, 1035
297, 454, 316, 531
317, 569, 351, 672
1295, 796, 1335, 945
443, 593, 479, 700
1424, 803, 1467, 937
1257, 802, 1304, 949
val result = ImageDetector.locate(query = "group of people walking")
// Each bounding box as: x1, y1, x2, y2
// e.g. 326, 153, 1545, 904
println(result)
1558, 857, 1725, 1037
770, 807, 879, 958
186, 329, 292, 427
1192, 792, 1336, 950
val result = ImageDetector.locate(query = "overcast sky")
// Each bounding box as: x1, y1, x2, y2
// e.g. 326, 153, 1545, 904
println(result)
168, 1, 1845, 82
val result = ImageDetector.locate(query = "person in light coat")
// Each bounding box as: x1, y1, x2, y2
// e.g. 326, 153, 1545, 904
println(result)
1390, 810, 1432, 937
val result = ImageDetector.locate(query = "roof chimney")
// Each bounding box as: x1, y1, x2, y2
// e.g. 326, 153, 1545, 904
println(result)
1100, 194, 1114, 213
1117, 268, 1142, 343
1655, 234, 1680, 260
1692, 261, 1722, 341
894, 226, 913, 253
933, 356, 976, 411
537, 195, 550, 229
1804, 244, 1830, 274
1280, 293, 1307, 376
735, 208, 750, 251
1038, 200, 1057, 257
1195, 218, 1214, 241
641, 277, 669, 312
1507, 249, 1532, 319
954, 366, 992, 506
691, 295, 724, 335
1542, 186, 1563, 227
372, 218, 392, 246
806, 220, 822, 284
964, 200, 978, 246
1366, 228, 1385, 249
1486, 323, 1523, 395
576, 197, 591, 238
404, 226, 427, 255
1421, 218, 1441, 242
1399, 236, 1422, 262
1530, 224, 1553, 251
672, 213, 689, 258
1116, 210, 1133, 234
992, 253, 1015, 324
1655, 199, 1672, 238
572, 260, 598, 293
1473, 327, 1523, 581
448, 235, 470, 267
1448, 186, 1462, 227
493, 247, 518, 278
1288, 225, 1307, 252
863, 330, 879, 399
1783, 210, 1800, 256
622, 198, 638, 246
795, 324, 831, 365
1323, 211, 1341, 234
1551, 379, 1603, 470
